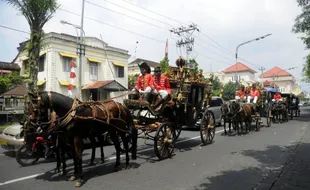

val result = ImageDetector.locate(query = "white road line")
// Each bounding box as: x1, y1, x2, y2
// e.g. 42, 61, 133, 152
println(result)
0, 129, 224, 187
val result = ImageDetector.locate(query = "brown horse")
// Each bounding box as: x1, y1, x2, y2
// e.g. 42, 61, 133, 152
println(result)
221, 102, 237, 135
230, 101, 252, 135
28, 91, 138, 188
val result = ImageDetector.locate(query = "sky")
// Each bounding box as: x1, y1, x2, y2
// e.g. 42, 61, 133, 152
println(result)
0, 0, 309, 91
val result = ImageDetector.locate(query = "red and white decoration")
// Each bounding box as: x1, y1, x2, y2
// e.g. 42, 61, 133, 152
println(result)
68, 59, 76, 97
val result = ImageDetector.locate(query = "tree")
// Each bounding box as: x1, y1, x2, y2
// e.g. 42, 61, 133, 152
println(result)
222, 81, 236, 101
212, 76, 222, 96
159, 56, 170, 73
292, 0, 310, 81
188, 59, 199, 77
0, 72, 23, 94
3, 0, 58, 130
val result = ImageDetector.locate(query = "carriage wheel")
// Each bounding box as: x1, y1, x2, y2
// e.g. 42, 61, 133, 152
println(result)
200, 110, 216, 146
173, 124, 182, 142
256, 118, 261, 131
154, 122, 175, 160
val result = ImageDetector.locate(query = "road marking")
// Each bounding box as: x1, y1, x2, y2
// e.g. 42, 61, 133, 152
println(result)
0, 129, 224, 187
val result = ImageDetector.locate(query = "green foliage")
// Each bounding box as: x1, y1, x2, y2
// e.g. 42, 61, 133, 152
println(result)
188, 59, 199, 77
0, 72, 23, 94
159, 56, 170, 73
222, 81, 236, 101
212, 76, 222, 96
293, 0, 310, 81
128, 73, 139, 89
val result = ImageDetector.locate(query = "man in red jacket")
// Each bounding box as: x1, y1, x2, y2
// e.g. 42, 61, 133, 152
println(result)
273, 92, 282, 102
134, 62, 152, 101
150, 67, 171, 111
247, 84, 260, 104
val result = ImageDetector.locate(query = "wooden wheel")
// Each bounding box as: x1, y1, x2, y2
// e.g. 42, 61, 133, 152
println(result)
173, 124, 182, 142
200, 110, 215, 146
256, 117, 261, 131
154, 122, 175, 160
266, 108, 272, 127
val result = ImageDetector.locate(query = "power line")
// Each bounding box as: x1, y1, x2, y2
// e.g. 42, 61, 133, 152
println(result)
93, 0, 175, 27
85, 1, 169, 31
0, 24, 30, 34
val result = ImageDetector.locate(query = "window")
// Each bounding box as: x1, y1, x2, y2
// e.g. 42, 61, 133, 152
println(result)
232, 75, 240, 82
210, 98, 222, 107
115, 66, 124, 78
63, 57, 71, 72
280, 87, 286, 92
38, 56, 45, 72
89, 62, 98, 81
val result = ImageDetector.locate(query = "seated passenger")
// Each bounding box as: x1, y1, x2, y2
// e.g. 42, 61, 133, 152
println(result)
150, 66, 171, 111
247, 84, 260, 104
272, 92, 282, 103
235, 85, 246, 102
134, 62, 152, 101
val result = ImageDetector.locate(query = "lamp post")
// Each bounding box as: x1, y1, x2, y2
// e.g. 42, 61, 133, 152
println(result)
60, 20, 85, 99
273, 67, 297, 89
235, 34, 272, 85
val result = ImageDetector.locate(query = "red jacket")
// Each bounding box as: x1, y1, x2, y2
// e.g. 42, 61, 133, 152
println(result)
150, 75, 171, 93
135, 73, 152, 90
250, 89, 260, 98
237, 90, 245, 98
273, 94, 282, 101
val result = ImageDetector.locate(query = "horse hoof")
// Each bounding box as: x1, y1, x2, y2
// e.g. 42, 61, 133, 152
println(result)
88, 162, 95, 166
62, 171, 67, 176
131, 155, 137, 160
100, 159, 105, 164
75, 181, 82, 188
69, 176, 76, 181
125, 164, 131, 169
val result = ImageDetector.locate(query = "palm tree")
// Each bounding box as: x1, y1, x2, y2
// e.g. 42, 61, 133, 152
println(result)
2, 0, 58, 131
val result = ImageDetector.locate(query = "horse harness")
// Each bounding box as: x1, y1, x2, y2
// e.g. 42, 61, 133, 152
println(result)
34, 92, 130, 133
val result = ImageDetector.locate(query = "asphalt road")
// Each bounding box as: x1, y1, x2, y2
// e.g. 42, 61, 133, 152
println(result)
0, 107, 309, 190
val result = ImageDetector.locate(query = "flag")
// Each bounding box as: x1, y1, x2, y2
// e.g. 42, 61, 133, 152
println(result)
68, 59, 76, 97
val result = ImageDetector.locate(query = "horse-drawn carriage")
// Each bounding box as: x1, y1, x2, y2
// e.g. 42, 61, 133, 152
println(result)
123, 57, 216, 160
281, 92, 300, 119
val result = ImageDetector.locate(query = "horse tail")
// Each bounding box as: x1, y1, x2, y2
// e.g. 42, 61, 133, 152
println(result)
123, 104, 137, 159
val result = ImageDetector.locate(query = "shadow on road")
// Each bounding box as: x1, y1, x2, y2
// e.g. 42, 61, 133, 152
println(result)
193, 141, 310, 190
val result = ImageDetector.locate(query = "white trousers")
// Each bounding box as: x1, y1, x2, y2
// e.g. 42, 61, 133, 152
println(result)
235, 96, 246, 101
272, 99, 283, 102
247, 96, 258, 104
135, 86, 152, 94
153, 89, 169, 99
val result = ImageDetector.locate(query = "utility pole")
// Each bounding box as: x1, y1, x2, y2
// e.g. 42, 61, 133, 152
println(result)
77, 0, 85, 100
170, 23, 199, 66
258, 66, 265, 88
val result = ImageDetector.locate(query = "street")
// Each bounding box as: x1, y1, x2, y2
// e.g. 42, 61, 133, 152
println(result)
0, 108, 310, 190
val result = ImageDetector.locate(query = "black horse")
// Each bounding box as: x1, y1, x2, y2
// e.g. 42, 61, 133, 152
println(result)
220, 102, 237, 135
28, 91, 138, 188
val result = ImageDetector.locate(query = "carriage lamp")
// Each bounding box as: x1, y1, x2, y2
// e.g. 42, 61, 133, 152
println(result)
187, 60, 195, 69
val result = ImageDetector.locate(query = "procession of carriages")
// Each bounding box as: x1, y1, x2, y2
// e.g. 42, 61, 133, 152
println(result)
12, 57, 302, 187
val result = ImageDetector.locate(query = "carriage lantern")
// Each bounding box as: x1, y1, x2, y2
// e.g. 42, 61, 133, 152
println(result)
187, 59, 195, 69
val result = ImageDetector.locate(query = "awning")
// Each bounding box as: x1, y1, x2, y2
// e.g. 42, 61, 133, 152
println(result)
87, 57, 101, 63
58, 80, 78, 86
37, 81, 46, 86
59, 52, 78, 59
82, 80, 127, 91
112, 62, 125, 67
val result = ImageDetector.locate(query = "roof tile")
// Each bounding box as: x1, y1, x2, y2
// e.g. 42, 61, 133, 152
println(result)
222, 62, 256, 73
259, 66, 291, 78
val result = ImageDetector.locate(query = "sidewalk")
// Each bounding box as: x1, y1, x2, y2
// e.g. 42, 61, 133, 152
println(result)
257, 124, 310, 190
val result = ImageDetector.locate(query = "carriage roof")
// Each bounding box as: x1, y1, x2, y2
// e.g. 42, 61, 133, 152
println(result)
264, 87, 279, 93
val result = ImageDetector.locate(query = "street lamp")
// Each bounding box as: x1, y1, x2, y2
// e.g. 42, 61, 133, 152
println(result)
60, 20, 85, 99
273, 67, 297, 89
235, 33, 272, 85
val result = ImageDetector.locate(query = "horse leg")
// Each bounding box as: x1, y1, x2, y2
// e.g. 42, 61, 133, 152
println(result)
130, 126, 138, 160
73, 136, 84, 188
120, 132, 130, 168
224, 118, 227, 135
98, 135, 105, 164
88, 136, 96, 166
54, 142, 61, 174
109, 131, 121, 170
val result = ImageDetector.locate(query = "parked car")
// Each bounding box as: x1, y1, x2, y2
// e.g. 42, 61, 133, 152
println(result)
0, 123, 24, 151
208, 96, 224, 126
0, 123, 113, 152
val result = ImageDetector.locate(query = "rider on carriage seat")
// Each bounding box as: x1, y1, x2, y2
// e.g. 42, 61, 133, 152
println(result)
247, 84, 260, 104
272, 92, 282, 103
150, 66, 171, 112
235, 85, 246, 102
134, 62, 152, 102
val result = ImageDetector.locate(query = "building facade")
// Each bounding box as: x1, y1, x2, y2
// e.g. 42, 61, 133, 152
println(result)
128, 58, 160, 75
221, 62, 257, 84
259, 66, 296, 93
14, 32, 130, 103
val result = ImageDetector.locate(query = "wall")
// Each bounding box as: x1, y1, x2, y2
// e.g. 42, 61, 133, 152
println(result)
222, 71, 256, 84
262, 75, 295, 93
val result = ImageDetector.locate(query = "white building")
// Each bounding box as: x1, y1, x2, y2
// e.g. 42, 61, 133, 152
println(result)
260, 66, 296, 93
14, 32, 130, 103
221, 62, 257, 84
203, 72, 224, 81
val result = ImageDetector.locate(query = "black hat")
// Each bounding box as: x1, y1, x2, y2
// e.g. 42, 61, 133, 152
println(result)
138, 62, 151, 74
154, 66, 161, 72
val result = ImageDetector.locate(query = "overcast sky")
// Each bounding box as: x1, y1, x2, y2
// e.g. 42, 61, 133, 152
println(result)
0, 0, 309, 91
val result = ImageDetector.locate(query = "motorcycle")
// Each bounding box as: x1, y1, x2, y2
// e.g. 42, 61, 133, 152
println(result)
16, 129, 72, 167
